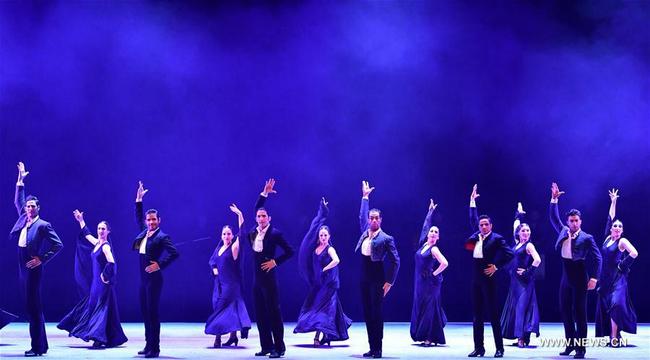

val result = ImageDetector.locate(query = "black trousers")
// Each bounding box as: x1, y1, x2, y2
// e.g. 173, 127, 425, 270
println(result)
140, 255, 163, 352
471, 260, 504, 351
18, 247, 48, 353
559, 259, 588, 352
360, 255, 385, 352
253, 272, 285, 353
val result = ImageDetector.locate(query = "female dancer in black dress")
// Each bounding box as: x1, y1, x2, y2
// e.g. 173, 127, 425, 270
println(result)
57, 210, 127, 348
205, 204, 251, 348
595, 189, 638, 346
294, 198, 351, 346
410, 199, 448, 346
500, 202, 541, 347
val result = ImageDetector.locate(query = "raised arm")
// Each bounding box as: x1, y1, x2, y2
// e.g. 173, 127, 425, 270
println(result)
419, 199, 437, 246
299, 198, 329, 283
605, 188, 618, 238
255, 178, 277, 210
513, 202, 525, 242
73, 209, 99, 245
549, 182, 565, 234
14, 162, 29, 215
135, 181, 148, 231
469, 184, 479, 230
359, 180, 374, 233
230, 204, 244, 261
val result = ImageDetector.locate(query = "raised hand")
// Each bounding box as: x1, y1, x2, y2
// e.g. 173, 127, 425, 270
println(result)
229, 203, 242, 216
73, 209, 84, 223
362, 180, 375, 197
551, 182, 565, 200
608, 188, 619, 202
17, 162, 29, 183
136, 181, 149, 202
470, 184, 480, 202
321, 197, 329, 208
263, 178, 277, 196
517, 202, 526, 214
429, 199, 438, 211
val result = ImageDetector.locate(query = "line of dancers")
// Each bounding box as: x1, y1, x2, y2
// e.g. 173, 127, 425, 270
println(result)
6, 162, 638, 359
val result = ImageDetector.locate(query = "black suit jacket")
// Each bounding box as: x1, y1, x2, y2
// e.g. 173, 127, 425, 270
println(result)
465, 206, 514, 269
133, 202, 179, 270
246, 195, 294, 270
10, 185, 63, 264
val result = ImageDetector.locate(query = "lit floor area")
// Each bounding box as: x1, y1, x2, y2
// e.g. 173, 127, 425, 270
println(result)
1, 322, 648, 359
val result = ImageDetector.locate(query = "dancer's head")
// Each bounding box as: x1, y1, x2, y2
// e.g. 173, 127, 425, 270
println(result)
565, 209, 582, 232
145, 209, 160, 231
221, 225, 234, 244
515, 223, 531, 243
478, 215, 492, 235
368, 208, 382, 231
97, 221, 111, 241
427, 226, 440, 245
25, 195, 40, 218
256, 207, 271, 229
610, 219, 623, 239
318, 225, 331, 246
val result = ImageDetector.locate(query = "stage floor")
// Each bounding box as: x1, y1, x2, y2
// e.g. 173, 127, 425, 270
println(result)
0, 322, 648, 359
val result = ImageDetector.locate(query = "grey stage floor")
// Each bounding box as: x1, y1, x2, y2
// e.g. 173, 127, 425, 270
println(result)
0, 322, 648, 359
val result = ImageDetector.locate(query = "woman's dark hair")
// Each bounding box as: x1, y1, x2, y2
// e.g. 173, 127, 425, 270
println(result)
514, 222, 531, 242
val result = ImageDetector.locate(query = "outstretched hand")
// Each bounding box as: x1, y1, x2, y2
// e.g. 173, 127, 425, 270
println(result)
551, 182, 565, 200
17, 162, 29, 183
136, 181, 149, 202
429, 199, 438, 211
517, 202, 526, 214
263, 178, 277, 196
73, 209, 84, 223
362, 180, 375, 197
229, 203, 242, 216
470, 184, 480, 202
608, 188, 619, 202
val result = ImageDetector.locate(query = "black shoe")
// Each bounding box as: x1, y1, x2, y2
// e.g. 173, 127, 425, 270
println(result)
255, 350, 272, 356
363, 350, 374, 358
559, 347, 575, 356
269, 351, 283, 358
91, 341, 104, 349
468, 348, 485, 357
24, 350, 43, 357
223, 336, 238, 347
372, 351, 382, 358
495, 349, 504, 358
573, 350, 585, 359
320, 336, 331, 347
138, 348, 150, 355
213, 336, 222, 348
144, 350, 160, 358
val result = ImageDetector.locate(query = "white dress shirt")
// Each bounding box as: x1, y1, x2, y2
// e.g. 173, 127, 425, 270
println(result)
18, 216, 39, 248
473, 232, 490, 259
254, 225, 269, 253
561, 230, 579, 259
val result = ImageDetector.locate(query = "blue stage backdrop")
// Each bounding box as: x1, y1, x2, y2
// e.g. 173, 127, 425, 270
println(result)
1, 1, 648, 324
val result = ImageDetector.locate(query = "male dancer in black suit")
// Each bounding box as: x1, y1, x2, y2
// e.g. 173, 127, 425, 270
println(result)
9, 162, 63, 357
133, 181, 179, 358
466, 184, 513, 358
549, 183, 602, 359
247, 178, 294, 358
356, 181, 400, 359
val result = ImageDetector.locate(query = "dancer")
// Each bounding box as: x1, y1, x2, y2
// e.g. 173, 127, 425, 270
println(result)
465, 184, 513, 358
294, 197, 351, 346
595, 189, 638, 346
549, 182, 602, 359
57, 210, 128, 348
500, 202, 540, 348
356, 180, 400, 359
133, 181, 179, 358
205, 204, 251, 348
410, 199, 448, 346
246, 178, 295, 358
9, 162, 63, 357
